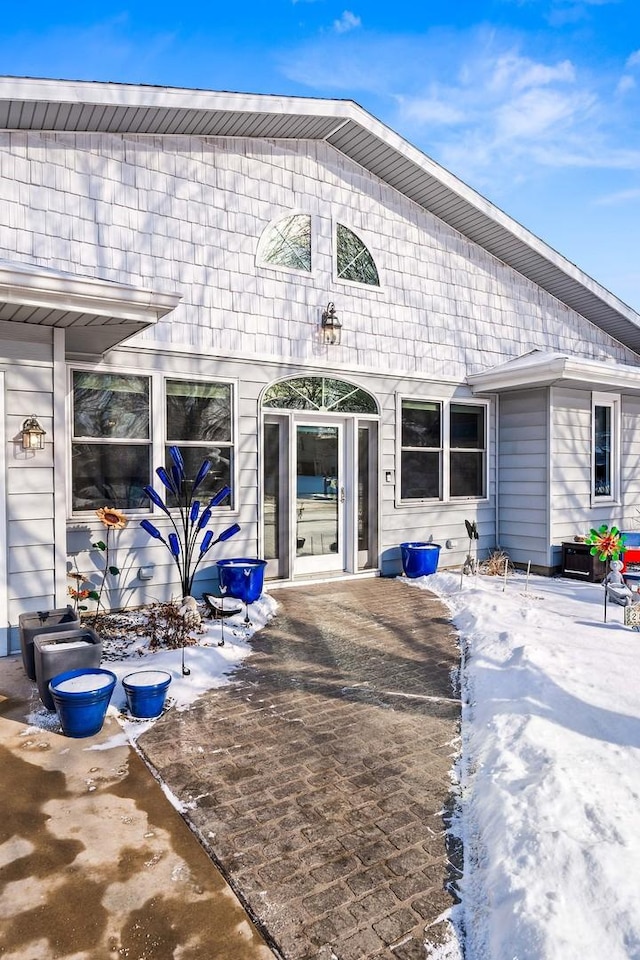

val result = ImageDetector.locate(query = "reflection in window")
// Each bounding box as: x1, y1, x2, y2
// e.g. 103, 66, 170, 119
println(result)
261, 214, 311, 271
72, 372, 151, 511
336, 224, 379, 286
401, 400, 441, 500
263, 377, 377, 414
450, 404, 486, 499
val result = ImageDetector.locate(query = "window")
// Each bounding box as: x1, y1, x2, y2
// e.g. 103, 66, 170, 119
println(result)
165, 380, 232, 505
450, 403, 486, 499
260, 214, 311, 272
401, 401, 442, 499
336, 224, 379, 286
263, 377, 377, 414
72, 372, 151, 511
400, 399, 486, 501
71, 372, 234, 513
592, 393, 619, 501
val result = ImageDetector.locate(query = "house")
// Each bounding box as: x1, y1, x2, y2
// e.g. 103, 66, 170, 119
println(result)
2, 76, 640, 656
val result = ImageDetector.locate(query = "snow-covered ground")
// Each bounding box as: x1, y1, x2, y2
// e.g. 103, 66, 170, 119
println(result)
415, 569, 640, 960
26, 570, 640, 959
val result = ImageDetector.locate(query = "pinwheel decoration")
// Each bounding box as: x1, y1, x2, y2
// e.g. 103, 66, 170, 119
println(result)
585, 524, 626, 562
140, 446, 240, 598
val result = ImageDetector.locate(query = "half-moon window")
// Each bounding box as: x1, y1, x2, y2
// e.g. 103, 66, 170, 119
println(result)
263, 377, 378, 414
260, 214, 312, 272
336, 224, 379, 286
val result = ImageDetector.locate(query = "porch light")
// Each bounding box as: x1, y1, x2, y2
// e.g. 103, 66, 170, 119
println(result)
321, 302, 342, 345
21, 415, 46, 451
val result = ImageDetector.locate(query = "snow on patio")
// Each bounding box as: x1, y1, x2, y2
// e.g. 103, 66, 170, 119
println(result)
415, 569, 640, 960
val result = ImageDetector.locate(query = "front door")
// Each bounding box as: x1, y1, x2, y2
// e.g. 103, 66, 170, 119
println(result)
294, 422, 344, 575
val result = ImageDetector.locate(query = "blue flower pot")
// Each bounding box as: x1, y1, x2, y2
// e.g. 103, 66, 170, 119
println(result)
49, 668, 117, 738
217, 558, 267, 604
400, 542, 441, 578
122, 670, 172, 719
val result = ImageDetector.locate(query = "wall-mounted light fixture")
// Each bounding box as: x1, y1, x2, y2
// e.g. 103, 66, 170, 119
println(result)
21, 415, 46, 451
321, 302, 342, 345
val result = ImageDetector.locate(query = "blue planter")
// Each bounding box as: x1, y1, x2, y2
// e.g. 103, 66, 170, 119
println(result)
400, 542, 441, 578
217, 558, 267, 604
122, 670, 172, 719
49, 668, 117, 738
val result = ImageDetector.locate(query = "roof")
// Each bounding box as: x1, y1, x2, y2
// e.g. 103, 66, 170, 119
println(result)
468, 350, 640, 395
0, 258, 181, 355
1, 76, 639, 354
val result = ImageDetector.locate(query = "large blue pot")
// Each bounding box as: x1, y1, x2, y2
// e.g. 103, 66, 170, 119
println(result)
217, 558, 267, 604
123, 669, 172, 719
400, 542, 441, 578
49, 668, 117, 738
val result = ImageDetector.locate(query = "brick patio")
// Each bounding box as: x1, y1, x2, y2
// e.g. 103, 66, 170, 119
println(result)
138, 577, 462, 959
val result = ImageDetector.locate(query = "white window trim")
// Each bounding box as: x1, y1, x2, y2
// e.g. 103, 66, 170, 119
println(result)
256, 210, 314, 276
591, 391, 620, 505
68, 365, 238, 518
396, 395, 489, 505
332, 219, 384, 293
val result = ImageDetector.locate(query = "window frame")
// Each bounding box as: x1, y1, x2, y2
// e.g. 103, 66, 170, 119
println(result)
591, 391, 620, 504
333, 220, 382, 291
397, 395, 489, 504
68, 366, 237, 517
257, 211, 313, 276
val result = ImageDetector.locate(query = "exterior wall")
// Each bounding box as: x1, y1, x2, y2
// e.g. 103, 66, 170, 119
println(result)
497, 388, 551, 570
0, 131, 637, 381
550, 387, 640, 567
66, 345, 495, 602
2, 130, 640, 617
0, 321, 56, 654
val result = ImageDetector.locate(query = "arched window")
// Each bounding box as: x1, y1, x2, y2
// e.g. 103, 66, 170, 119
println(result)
336, 224, 379, 286
259, 214, 312, 272
263, 377, 378, 414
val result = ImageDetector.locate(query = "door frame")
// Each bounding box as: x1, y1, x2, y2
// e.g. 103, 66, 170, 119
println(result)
260, 409, 379, 580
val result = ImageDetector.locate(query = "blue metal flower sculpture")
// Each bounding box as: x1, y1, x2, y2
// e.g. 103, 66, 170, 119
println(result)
140, 446, 240, 597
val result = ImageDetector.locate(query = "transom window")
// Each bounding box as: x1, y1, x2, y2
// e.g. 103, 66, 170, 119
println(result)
71, 372, 234, 513
336, 223, 379, 286
260, 214, 311, 272
400, 399, 486, 501
263, 377, 377, 414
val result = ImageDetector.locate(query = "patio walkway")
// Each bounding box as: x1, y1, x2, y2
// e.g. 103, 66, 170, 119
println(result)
138, 576, 462, 960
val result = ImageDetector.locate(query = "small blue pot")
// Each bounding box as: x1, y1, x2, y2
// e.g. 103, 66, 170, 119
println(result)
400, 542, 441, 578
122, 669, 172, 719
49, 668, 117, 738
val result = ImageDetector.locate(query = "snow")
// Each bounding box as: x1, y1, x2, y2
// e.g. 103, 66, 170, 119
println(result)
410, 569, 640, 960
24, 570, 640, 959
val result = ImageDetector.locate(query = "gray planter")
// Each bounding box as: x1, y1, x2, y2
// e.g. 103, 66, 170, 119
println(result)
18, 606, 80, 680
34, 628, 102, 710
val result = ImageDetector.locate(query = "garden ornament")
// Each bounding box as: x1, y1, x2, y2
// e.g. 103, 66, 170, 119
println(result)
603, 560, 633, 608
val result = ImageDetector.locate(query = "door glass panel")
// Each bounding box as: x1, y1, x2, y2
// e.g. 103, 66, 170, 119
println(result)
264, 422, 280, 560
296, 426, 339, 558
358, 427, 369, 553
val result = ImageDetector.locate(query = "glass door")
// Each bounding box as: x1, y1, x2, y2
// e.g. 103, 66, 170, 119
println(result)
294, 423, 345, 575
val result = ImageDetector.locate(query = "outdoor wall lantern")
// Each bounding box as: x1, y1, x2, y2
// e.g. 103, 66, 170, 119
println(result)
321, 302, 342, 345
21, 415, 46, 450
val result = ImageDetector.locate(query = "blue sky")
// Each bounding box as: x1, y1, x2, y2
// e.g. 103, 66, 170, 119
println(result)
2, 0, 640, 309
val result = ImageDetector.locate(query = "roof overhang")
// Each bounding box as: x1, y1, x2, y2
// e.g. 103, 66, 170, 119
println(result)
468, 351, 640, 396
0, 259, 181, 356
1, 77, 640, 354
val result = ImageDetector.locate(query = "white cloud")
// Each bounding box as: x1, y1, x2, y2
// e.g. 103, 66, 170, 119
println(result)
626, 49, 640, 69
594, 187, 640, 206
333, 11, 361, 34
616, 74, 636, 94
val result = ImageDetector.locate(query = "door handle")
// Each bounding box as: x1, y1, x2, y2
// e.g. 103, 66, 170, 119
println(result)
340, 486, 345, 503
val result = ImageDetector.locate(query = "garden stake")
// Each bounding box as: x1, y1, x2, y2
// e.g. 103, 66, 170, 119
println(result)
503, 556, 509, 591
181, 641, 190, 676
525, 560, 531, 593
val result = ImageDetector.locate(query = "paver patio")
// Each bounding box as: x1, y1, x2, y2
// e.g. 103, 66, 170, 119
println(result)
138, 577, 461, 959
